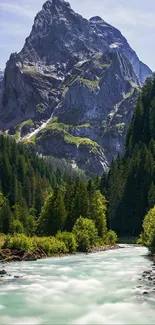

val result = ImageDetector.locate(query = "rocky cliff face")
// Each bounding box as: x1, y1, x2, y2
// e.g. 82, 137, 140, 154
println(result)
89, 16, 151, 84
0, 70, 4, 93
0, 0, 152, 175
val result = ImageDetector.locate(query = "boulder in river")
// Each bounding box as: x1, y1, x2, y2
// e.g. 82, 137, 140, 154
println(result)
14, 276, 20, 279
0, 270, 7, 275
143, 291, 149, 295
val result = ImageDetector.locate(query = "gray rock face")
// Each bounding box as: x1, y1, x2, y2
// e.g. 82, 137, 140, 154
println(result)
0, 0, 152, 175
89, 16, 152, 84
0, 69, 4, 95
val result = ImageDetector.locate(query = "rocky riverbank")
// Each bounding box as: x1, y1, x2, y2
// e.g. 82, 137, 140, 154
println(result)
88, 244, 121, 253
0, 248, 47, 263
137, 257, 155, 295
0, 245, 121, 265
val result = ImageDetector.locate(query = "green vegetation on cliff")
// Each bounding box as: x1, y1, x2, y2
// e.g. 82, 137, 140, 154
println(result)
79, 78, 99, 88
36, 121, 100, 149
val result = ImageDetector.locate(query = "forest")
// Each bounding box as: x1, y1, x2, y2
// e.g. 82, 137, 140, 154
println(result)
0, 135, 116, 254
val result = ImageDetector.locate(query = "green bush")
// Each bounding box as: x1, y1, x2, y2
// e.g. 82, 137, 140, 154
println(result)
106, 230, 118, 245
33, 236, 67, 256
3, 235, 68, 256
73, 216, 98, 252
56, 231, 77, 253
141, 206, 155, 251
3, 234, 34, 252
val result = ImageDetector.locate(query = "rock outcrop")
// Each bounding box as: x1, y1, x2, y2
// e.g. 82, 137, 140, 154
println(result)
0, 0, 152, 175
0, 69, 4, 96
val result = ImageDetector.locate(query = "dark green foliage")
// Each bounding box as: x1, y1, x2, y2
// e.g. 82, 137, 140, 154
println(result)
0, 192, 12, 234
0, 134, 117, 251
71, 178, 90, 224
101, 75, 155, 236
0, 135, 64, 234
148, 183, 155, 210
37, 188, 67, 236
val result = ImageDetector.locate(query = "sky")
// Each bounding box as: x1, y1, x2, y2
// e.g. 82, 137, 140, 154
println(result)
0, 0, 155, 71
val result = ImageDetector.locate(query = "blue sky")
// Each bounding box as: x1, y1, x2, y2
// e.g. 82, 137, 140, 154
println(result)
0, 0, 155, 70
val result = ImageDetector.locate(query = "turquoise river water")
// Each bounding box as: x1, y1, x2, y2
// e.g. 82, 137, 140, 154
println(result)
0, 245, 155, 324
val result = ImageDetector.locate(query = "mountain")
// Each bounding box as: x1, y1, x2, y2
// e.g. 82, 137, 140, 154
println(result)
0, 69, 4, 91
0, 0, 152, 175
89, 16, 151, 84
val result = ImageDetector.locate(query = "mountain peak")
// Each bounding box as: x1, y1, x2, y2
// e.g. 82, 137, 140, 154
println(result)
89, 16, 104, 23
42, 0, 70, 10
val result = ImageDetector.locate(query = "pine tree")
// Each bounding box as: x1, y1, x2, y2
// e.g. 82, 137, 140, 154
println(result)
148, 183, 155, 210
0, 192, 12, 234
72, 178, 89, 224
38, 187, 67, 236
90, 190, 107, 238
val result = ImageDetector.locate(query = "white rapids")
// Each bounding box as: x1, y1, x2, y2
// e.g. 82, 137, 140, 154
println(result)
0, 245, 155, 324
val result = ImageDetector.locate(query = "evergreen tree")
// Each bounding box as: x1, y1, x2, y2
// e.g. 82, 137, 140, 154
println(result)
90, 190, 107, 238
38, 187, 67, 236
71, 178, 89, 224
148, 182, 155, 210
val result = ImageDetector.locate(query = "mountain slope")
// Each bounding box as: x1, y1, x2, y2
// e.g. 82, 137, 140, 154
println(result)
0, 69, 4, 93
89, 16, 151, 84
0, 0, 152, 175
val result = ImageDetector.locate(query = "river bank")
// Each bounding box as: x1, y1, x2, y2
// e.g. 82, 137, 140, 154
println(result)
139, 257, 155, 294
0, 244, 121, 264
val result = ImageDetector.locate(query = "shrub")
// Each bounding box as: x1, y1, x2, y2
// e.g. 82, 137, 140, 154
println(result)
73, 216, 98, 252
3, 234, 34, 252
106, 230, 118, 245
3, 235, 68, 256
33, 236, 67, 256
56, 231, 77, 253
141, 206, 155, 252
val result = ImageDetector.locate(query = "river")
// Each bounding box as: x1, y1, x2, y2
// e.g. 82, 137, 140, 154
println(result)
0, 245, 155, 324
